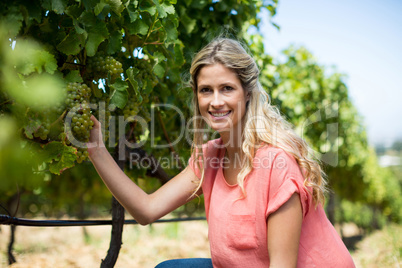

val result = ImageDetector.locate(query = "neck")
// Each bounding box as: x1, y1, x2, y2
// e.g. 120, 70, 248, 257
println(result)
220, 130, 243, 160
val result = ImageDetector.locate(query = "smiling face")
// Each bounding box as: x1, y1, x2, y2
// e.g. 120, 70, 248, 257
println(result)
196, 63, 249, 136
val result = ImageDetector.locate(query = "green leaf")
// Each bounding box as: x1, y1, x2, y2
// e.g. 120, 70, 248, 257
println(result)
42, 142, 77, 175
164, 16, 178, 43
127, 8, 139, 23
11, 73, 65, 110
190, 0, 208, 9
126, 67, 139, 90
126, 68, 143, 103
65, 70, 83, 83
139, 1, 156, 16
0, 6, 24, 38
153, 63, 165, 78
127, 19, 149, 35
79, 12, 109, 56
154, 2, 175, 18
153, 51, 166, 62
110, 78, 129, 109
106, 0, 125, 15
41, 51, 58, 74
51, 0, 68, 14
106, 29, 123, 54
57, 30, 86, 55
180, 14, 196, 34
173, 43, 184, 66
65, 4, 83, 18
94, 2, 108, 15
20, 1, 42, 26
11, 41, 58, 75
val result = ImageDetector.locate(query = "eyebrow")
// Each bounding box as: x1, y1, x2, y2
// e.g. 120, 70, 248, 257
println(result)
197, 82, 237, 90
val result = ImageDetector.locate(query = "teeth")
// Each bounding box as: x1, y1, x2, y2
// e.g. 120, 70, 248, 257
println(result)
211, 111, 230, 117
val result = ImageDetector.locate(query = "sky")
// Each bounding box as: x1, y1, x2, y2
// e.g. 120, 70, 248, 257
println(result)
259, 0, 402, 146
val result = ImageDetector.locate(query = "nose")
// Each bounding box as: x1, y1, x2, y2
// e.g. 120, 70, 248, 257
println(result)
210, 91, 224, 108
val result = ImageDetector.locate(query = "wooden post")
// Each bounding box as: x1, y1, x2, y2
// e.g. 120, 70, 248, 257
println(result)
100, 139, 126, 268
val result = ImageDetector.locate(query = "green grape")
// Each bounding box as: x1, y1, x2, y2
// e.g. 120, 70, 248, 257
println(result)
87, 54, 123, 79
76, 147, 89, 163
64, 82, 93, 163
122, 95, 140, 120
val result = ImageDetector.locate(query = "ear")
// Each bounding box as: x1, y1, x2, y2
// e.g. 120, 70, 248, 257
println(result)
246, 92, 251, 102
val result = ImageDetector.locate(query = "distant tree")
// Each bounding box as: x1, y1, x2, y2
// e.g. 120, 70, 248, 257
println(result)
391, 139, 402, 152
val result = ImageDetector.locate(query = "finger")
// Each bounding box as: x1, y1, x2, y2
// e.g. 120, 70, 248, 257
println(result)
90, 115, 101, 128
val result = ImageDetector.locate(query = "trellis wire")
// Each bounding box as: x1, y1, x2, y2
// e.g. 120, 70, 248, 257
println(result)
0, 214, 206, 227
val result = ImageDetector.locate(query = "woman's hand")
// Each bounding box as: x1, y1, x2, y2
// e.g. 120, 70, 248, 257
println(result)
87, 115, 105, 157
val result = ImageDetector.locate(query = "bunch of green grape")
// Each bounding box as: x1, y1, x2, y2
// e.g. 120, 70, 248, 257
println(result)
33, 119, 51, 140
122, 95, 140, 120
86, 54, 123, 79
70, 109, 93, 142
65, 82, 91, 109
76, 147, 89, 163
64, 82, 93, 163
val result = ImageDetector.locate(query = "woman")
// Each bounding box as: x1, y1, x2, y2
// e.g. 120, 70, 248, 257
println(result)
88, 38, 355, 267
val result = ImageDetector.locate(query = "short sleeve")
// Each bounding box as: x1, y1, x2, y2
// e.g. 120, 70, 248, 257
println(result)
265, 151, 312, 219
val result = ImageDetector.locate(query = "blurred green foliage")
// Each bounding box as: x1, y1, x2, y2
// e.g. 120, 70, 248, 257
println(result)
0, 0, 400, 234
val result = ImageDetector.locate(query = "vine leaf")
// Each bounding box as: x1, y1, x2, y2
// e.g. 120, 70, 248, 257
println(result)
12, 41, 58, 75
57, 30, 86, 55
139, 1, 156, 16
153, 63, 165, 78
164, 16, 178, 43
107, 0, 125, 15
107, 30, 123, 54
51, 0, 68, 14
154, 1, 175, 18
110, 78, 129, 109
65, 70, 83, 83
79, 11, 109, 56
1, 6, 24, 37
41, 141, 77, 175
127, 19, 149, 35
126, 6, 139, 22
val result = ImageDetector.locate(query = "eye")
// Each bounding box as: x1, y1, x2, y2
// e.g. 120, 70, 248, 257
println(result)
223, 86, 234, 91
199, 87, 211, 93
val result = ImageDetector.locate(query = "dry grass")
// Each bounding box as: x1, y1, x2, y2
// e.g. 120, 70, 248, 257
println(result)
351, 224, 401, 268
1, 217, 401, 268
0, 217, 210, 268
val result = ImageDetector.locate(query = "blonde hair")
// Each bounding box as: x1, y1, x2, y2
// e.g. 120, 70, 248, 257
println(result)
189, 38, 327, 205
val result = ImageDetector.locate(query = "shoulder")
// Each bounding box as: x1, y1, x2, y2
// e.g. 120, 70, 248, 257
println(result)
254, 143, 299, 170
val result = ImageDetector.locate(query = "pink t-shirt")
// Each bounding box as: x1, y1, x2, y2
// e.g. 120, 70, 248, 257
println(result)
189, 138, 355, 268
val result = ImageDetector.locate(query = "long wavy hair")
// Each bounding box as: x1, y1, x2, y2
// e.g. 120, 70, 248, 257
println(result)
189, 38, 327, 205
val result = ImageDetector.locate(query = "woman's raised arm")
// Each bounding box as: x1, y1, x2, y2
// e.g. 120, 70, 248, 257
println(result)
87, 116, 200, 225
